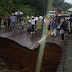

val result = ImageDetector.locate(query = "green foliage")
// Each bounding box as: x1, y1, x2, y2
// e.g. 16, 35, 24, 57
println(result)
0, 0, 72, 16
0, 6, 4, 16
18, 5, 40, 16
0, 0, 48, 16
53, 0, 72, 11
61, 2, 71, 11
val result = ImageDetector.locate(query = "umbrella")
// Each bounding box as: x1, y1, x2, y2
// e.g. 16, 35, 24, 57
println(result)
58, 14, 69, 17
15, 11, 23, 15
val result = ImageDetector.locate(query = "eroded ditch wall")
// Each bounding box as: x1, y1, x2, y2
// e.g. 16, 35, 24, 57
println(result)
0, 37, 62, 72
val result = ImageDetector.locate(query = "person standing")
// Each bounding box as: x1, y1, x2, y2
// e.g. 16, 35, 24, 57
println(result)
10, 13, 16, 30
19, 16, 22, 27
8, 16, 11, 30
60, 28, 64, 41
47, 20, 51, 35
67, 19, 71, 36
3, 16, 7, 27
21, 16, 24, 29
27, 15, 29, 23
60, 20, 65, 41
34, 16, 39, 31
41, 18, 44, 32
0, 16, 2, 27
15, 15, 18, 29
60, 18, 65, 26
51, 19, 57, 36
60, 19, 68, 41
31, 16, 35, 33
69, 17, 72, 27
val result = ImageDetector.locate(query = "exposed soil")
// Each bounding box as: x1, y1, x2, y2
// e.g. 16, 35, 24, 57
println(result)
0, 37, 62, 72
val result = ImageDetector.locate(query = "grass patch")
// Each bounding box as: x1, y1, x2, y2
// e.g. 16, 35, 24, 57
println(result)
1, 20, 3, 25
24, 16, 31, 22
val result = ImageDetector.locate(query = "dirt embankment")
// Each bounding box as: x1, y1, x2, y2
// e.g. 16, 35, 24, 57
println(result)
0, 37, 62, 72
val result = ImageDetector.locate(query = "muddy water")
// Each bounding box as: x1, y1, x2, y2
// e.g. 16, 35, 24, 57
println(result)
0, 37, 62, 72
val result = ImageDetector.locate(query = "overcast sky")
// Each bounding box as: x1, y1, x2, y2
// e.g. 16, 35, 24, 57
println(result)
65, 0, 72, 3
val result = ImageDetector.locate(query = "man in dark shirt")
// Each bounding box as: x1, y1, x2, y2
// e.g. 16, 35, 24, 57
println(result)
69, 17, 72, 27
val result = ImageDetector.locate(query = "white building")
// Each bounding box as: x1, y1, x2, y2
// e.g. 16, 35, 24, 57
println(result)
67, 8, 72, 15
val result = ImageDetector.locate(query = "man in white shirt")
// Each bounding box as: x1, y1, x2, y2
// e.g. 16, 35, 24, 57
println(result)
10, 13, 17, 30
31, 16, 35, 33
34, 16, 39, 30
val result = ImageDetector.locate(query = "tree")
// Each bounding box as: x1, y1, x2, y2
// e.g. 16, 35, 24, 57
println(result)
0, 0, 71, 16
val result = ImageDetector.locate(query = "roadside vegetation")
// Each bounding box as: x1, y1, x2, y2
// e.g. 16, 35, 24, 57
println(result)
0, 0, 71, 16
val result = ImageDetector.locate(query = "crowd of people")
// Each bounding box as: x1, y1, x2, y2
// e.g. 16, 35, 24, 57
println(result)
0, 13, 24, 30
28, 15, 72, 41
0, 13, 72, 41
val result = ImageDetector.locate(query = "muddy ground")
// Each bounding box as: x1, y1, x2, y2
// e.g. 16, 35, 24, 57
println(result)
0, 37, 62, 72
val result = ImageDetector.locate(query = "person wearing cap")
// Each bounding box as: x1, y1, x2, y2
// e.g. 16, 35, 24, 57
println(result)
10, 13, 17, 30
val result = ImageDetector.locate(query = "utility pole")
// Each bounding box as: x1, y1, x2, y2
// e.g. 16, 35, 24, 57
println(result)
35, 0, 54, 72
